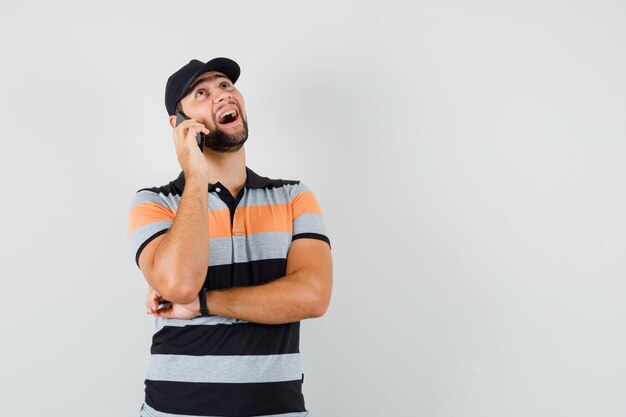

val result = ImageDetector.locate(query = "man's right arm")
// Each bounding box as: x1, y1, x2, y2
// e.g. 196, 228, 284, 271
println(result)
137, 174, 209, 304
135, 118, 211, 304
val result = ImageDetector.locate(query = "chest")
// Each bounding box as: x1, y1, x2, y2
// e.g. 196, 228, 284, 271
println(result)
204, 189, 294, 289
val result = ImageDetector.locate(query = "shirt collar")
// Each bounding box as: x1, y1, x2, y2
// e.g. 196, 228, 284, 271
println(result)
172, 166, 272, 193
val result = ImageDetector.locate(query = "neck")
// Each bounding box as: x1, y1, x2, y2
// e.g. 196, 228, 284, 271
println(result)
203, 146, 247, 195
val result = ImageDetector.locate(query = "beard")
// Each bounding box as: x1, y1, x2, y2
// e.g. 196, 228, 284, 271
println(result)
204, 117, 249, 153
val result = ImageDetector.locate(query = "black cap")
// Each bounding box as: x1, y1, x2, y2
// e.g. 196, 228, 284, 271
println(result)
164, 57, 240, 116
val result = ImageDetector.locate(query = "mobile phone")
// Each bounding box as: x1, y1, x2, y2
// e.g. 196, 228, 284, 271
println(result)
175, 111, 206, 151
157, 300, 172, 310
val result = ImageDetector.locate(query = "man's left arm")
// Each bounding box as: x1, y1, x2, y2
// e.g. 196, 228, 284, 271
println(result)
150, 237, 332, 324
208, 237, 332, 324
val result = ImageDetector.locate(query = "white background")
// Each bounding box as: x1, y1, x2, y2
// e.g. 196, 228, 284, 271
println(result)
1, 1, 625, 416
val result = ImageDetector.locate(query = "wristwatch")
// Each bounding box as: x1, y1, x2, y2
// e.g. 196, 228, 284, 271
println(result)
199, 287, 210, 317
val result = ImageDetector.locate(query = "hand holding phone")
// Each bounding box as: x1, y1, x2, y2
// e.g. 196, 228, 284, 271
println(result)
175, 111, 206, 152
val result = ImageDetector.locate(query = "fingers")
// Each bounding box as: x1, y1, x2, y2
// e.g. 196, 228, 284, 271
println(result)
149, 304, 199, 320
172, 119, 211, 178
145, 287, 162, 314
151, 305, 178, 319
174, 119, 210, 147
150, 296, 160, 313
151, 306, 170, 318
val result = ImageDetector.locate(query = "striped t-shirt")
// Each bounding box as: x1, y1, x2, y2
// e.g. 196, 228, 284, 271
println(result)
127, 167, 330, 417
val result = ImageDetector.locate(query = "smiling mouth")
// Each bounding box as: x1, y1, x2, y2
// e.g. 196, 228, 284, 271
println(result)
218, 109, 239, 125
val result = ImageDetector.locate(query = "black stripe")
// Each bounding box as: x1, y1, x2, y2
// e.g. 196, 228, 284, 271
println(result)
292, 233, 331, 249
145, 379, 306, 416
205, 258, 287, 290
151, 321, 300, 356
135, 229, 168, 266
258, 178, 300, 190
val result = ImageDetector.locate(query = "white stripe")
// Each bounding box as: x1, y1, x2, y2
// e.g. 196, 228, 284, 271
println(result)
131, 190, 181, 210
129, 221, 171, 255
155, 316, 247, 332
239, 185, 296, 207
209, 232, 292, 266
293, 213, 326, 235
146, 353, 302, 384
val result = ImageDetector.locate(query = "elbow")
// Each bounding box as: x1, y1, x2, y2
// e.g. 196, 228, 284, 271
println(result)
308, 288, 331, 318
305, 271, 332, 319
309, 301, 329, 318
163, 286, 200, 304
153, 271, 203, 305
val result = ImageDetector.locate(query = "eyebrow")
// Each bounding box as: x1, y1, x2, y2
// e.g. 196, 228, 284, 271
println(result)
187, 75, 231, 94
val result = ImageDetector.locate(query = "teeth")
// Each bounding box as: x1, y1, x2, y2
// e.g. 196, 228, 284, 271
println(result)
219, 109, 237, 121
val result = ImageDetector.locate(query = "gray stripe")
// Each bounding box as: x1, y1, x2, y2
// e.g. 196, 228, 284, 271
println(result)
290, 182, 311, 199
209, 232, 292, 266
131, 190, 180, 210
233, 232, 291, 263
129, 221, 172, 254
293, 213, 326, 236
146, 353, 302, 384
132, 182, 314, 211
132, 183, 313, 212
155, 316, 246, 332
131, 190, 227, 212
208, 236, 233, 266
239, 184, 300, 207
208, 193, 228, 210
235, 183, 316, 208
141, 403, 309, 417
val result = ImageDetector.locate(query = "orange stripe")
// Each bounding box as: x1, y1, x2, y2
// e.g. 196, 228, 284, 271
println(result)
232, 204, 293, 236
129, 194, 321, 238
127, 204, 231, 238
291, 191, 322, 219
208, 208, 232, 238
127, 202, 175, 235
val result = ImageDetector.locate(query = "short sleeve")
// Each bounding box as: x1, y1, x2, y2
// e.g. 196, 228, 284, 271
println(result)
127, 190, 176, 266
289, 182, 331, 249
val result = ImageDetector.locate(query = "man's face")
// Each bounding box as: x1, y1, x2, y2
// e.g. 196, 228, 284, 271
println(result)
175, 71, 248, 153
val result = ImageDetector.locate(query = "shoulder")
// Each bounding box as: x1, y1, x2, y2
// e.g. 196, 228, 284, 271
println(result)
136, 171, 185, 197
245, 166, 304, 199
130, 172, 185, 209
245, 167, 299, 189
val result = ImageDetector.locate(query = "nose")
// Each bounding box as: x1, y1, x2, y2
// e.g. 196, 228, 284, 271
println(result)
212, 87, 231, 103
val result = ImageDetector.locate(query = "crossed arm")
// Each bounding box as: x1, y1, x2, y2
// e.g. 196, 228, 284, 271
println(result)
137, 176, 333, 325
143, 237, 332, 324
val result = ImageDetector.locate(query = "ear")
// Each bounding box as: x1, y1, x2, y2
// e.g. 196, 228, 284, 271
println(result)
168, 115, 177, 129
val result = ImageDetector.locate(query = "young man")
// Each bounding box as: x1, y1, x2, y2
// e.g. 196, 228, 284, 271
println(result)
127, 57, 333, 417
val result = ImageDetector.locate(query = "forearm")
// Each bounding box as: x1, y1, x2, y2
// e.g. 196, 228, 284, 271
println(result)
151, 174, 209, 302
206, 271, 330, 325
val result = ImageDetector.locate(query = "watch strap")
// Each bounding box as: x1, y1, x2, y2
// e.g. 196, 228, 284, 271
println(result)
199, 287, 210, 317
